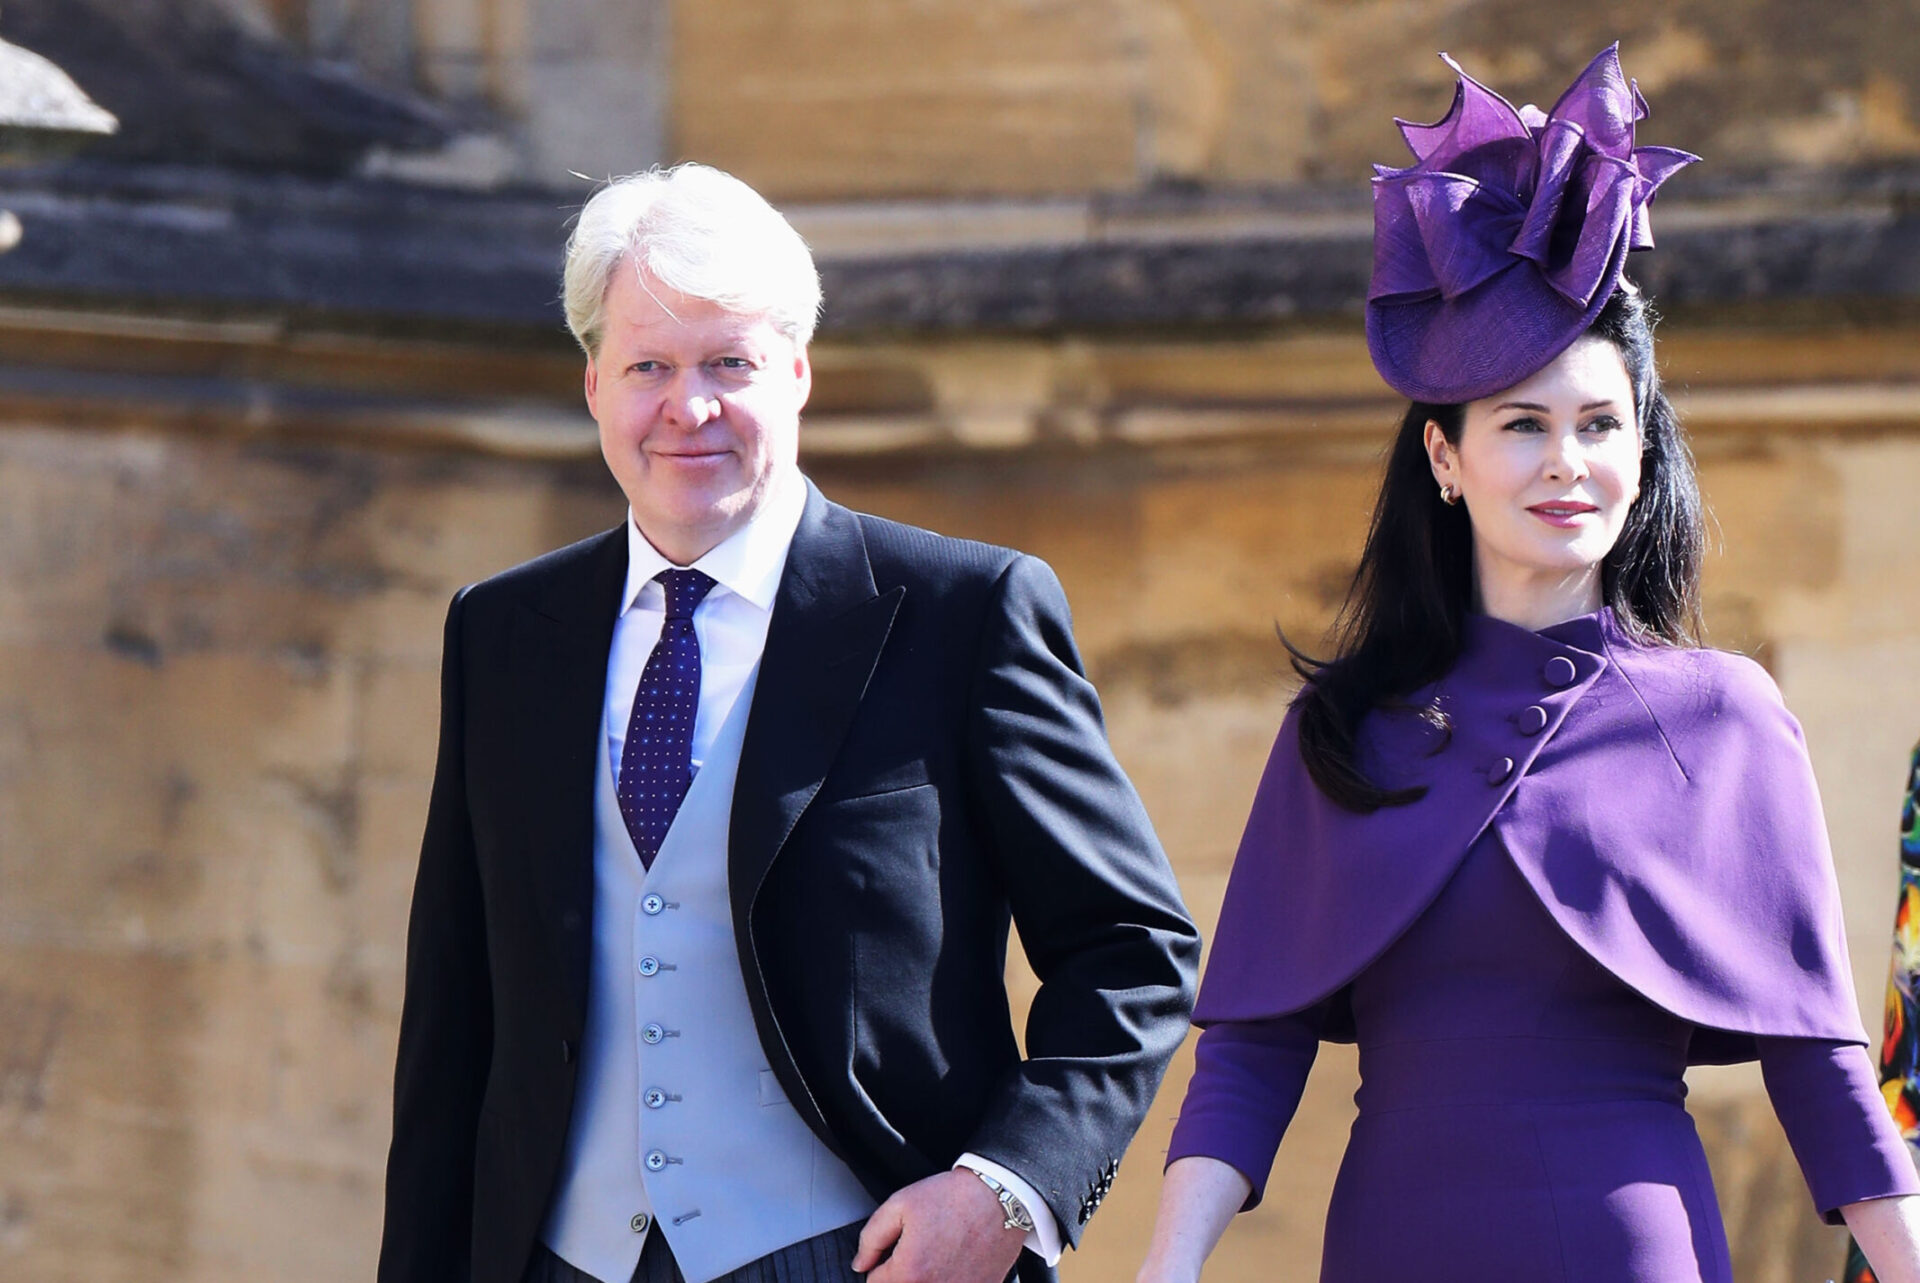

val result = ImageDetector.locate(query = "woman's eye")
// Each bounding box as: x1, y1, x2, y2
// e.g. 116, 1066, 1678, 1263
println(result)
1585, 415, 1624, 433
1502, 417, 1544, 433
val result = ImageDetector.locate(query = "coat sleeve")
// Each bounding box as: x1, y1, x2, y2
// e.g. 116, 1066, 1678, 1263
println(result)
959, 553, 1202, 1246
378, 586, 493, 1283
1758, 1036, 1920, 1222
1166, 1008, 1327, 1211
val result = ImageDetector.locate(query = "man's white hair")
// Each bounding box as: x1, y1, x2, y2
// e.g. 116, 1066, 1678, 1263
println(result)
562, 163, 822, 358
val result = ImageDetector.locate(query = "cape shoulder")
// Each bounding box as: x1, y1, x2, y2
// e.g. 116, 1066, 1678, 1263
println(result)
1601, 636, 1808, 780
1195, 613, 1867, 1053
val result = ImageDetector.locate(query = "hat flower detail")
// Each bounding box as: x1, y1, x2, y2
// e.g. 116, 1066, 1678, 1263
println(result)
1365, 44, 1699, 404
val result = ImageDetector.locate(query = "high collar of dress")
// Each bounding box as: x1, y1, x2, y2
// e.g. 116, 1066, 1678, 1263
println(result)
1462, 606, 1617, 665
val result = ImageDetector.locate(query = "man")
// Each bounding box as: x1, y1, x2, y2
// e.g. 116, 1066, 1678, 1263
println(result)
378, 163, 1199, 1283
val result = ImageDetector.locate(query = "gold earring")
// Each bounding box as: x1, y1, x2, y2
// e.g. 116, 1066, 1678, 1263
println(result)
1439, 483, 1459, 506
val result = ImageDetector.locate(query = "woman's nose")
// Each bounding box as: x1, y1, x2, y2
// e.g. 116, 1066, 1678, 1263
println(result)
1543, 428, 1590, 481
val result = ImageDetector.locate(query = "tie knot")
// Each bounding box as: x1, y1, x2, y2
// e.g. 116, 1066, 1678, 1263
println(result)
657, 568, 716, 621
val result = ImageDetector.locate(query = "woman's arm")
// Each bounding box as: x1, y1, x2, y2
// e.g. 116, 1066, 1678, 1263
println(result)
1843, 1195, 1920, 1283
1136, 1156, 1254, 1283
1758, 1038, 1920, 1216
1757, 1036, 1920, 1283
1138, 1011, 1326, 1281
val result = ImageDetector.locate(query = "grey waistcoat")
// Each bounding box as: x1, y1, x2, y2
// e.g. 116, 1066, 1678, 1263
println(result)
540, 667, 876, 1283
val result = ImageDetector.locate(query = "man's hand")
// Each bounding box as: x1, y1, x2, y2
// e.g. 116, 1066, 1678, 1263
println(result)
853, 1168, 1027, 1283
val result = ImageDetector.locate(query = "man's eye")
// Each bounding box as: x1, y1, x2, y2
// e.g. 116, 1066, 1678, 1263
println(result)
716, 356, 752, 370
629, 360, 662, 374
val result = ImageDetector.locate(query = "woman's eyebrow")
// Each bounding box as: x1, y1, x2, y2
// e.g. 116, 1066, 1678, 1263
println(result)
1491, 399, 1623, 413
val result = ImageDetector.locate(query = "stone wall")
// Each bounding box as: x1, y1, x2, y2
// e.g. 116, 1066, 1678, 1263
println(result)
673, 0, 1920, 198
72, 1, 1920, 195
2, 310, 1917, 1279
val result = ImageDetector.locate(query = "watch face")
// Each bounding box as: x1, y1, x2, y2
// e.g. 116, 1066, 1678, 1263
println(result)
975, 1171, 1033, 1231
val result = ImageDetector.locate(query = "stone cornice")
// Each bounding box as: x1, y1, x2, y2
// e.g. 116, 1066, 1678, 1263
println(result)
1, 165, 1919, 460
0, 165, 1916, 338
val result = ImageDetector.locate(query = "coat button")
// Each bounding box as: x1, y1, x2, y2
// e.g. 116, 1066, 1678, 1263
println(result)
560, 1039, 575, 1064
638, 956, 661, 977
1516, 704, 1549, 735
1487, 756, 1515, 785
644, 1087, 668, 1109
642, 1022, 665, 1045
645, 1149, 668, 1172
1544, 655, 1577, 687
630, 1212, 651, 1234
642, 894, 666, 916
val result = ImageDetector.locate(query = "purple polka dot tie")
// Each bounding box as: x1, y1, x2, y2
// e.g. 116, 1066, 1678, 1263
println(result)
617, 568, 717, 868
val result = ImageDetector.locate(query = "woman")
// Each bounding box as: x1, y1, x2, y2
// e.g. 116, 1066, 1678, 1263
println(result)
1138, 47, 1920, 1283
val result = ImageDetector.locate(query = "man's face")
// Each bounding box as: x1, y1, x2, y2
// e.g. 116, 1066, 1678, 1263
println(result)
586, 260, 810, 564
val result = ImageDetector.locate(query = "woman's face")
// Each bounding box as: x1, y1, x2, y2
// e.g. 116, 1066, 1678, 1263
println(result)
1426, 336, 1642, 622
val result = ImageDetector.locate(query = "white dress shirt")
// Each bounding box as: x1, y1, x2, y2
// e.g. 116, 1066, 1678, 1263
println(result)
605, 476, 1061, 1265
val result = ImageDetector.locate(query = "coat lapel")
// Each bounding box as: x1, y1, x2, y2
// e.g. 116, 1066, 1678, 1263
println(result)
730, 486, 902, 918
509, 526, 628, 1024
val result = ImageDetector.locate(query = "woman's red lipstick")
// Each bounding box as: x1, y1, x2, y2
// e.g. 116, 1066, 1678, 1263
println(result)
1527, 501, 1598, 528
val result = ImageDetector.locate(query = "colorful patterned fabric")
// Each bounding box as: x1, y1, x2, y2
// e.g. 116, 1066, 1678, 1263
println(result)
1843, 739, 1920, 1283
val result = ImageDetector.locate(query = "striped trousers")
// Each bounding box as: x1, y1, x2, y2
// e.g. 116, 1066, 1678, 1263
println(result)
524, 1222, 865, 1283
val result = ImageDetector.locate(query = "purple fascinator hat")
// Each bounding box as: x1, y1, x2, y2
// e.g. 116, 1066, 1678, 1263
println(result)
1366, 44, 1698, 404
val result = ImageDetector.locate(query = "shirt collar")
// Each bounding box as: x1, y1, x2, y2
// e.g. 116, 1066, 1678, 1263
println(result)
621, 472, 807, 616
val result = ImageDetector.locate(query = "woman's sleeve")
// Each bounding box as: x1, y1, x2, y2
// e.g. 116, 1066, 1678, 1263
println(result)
1758, 1036, 1920, 1222
1165, 1002, 1328, 1211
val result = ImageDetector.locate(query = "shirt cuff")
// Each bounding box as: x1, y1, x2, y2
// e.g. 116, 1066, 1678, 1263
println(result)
954, 1153, 1063, 1266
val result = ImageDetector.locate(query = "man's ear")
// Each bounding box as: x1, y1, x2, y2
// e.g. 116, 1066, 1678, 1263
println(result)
584, 356, 600, 420
793, 345, 812, 411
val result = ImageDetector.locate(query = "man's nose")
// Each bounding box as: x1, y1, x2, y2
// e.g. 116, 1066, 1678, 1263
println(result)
661, 371, 720, 428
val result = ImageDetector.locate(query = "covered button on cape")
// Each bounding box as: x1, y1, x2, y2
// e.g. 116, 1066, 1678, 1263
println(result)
1195, 609, 1867, 1062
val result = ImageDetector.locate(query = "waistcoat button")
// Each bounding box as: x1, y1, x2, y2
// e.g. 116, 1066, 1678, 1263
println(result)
630, 1212, 651, 1233
642, 1022, 665, 1045
645, 1149, 668, 1172
1544, 655, 1578, 687
560, 1039, 574, 1063
638, 956, 661, 977
642, 894, 665, 916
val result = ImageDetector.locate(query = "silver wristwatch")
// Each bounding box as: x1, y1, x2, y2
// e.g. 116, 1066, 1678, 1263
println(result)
971, 1170, 1036, 1234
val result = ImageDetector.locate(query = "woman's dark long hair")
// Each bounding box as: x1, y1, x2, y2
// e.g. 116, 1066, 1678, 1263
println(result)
1292, 287, 1706, 812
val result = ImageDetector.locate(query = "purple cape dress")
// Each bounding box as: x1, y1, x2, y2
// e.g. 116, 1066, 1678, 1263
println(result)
1170, 610, 1918, 1281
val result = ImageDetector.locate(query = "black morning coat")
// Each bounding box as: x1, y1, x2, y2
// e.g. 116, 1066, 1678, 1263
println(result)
377, 483, 1201, 1283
